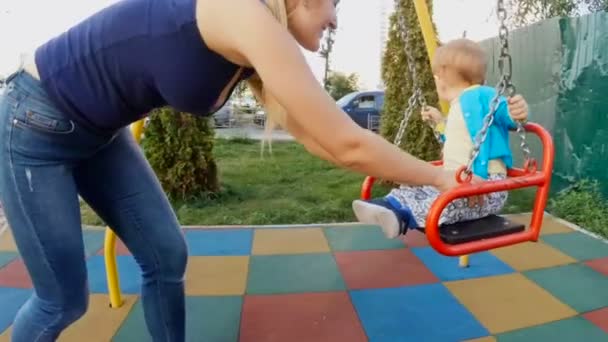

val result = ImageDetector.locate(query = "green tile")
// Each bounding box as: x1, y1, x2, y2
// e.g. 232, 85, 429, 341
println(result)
496, 316, 608, 341
112, 299, 147, 342
542, 232, 608, 261
185, 296, 242, 342
247, 253, 345, 294
524, 263, 608, 312
323, 225, 405, 251
113, 296, 243, 342
0, 252, 17, 268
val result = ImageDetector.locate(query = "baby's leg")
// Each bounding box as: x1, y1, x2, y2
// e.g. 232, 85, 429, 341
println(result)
440, 174, 509, 226
352, 185, 434, 239
352, 198, 405, 239
387, 185, 442, 228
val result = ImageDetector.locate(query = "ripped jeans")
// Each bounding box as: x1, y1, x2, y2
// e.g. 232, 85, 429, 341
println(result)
0, 70, 188, 341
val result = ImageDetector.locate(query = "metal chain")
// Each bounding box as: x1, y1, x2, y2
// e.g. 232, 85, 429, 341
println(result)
393, 11, 434, 146
463, 0, 532, 176
497, 0, 532, 163
394, 90, 419, 146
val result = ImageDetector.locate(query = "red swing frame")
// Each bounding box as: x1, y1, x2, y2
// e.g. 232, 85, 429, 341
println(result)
360, 122, 554, 256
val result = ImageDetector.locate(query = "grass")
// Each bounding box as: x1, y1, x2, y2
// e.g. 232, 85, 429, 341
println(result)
81, 137, 536, 226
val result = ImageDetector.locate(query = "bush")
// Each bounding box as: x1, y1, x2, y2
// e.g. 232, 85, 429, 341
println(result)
142, 107, 219, 201
380, 0, 442, 161
548, 179, 608, 238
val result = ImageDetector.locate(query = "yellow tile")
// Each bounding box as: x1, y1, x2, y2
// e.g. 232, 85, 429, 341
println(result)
252, 228, 330, 255
505, 213, 573, 235
0, 327, 10, 342
491, 241, 577, 271
185, 256, 249, 296
0, 230, 17, 252
0, 296, 137, 342
445, 273, 577, 334
464, 337, 496, 342
60, 295, 136, 341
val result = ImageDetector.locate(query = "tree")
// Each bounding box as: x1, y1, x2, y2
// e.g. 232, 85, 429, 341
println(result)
326, 71, 360, 100
142, 107, 219, 201
505, 0, 608, 28
584, 0, 608, 11
506, 0, 578, 27
380, 0, 441, 162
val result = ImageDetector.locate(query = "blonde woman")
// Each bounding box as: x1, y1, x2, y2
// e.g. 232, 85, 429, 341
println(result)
0, 0, 529, 340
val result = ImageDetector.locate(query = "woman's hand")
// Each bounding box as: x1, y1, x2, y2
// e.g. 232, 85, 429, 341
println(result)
433, 168, 459, 193
508, 95, 529, 121
421, 106, 444, 125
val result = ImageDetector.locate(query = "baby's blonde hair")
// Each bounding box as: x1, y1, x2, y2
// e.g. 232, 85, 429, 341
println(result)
431, 38, 487, 85
246, 0, 291, 143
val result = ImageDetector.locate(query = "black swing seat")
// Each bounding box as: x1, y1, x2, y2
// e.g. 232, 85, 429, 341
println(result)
417, 215, 526, 245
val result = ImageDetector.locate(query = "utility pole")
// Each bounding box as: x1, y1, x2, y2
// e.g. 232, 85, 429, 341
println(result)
319, 0, 340, 90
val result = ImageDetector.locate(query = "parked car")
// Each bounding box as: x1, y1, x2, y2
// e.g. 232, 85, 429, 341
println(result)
212, 100, 235, 127
253, 109, 266, 127
337, 90, 385, 131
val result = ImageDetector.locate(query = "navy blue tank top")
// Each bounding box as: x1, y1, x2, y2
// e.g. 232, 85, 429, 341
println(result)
35, 0, 254, 130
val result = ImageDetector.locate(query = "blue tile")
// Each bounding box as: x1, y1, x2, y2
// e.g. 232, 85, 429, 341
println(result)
0, 252, 18, 269
412, 247, 514, 281
87, 256, 141, 294
184, 229, 253, 256
350, 283, 488, 341
82, 230, 105, 257
0, 288, 32, 333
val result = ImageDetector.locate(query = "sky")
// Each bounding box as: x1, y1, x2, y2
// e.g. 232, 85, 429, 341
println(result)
0, 0, 499, 89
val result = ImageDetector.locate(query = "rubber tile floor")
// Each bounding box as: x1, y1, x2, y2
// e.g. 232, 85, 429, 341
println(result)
2, 213, 608, 341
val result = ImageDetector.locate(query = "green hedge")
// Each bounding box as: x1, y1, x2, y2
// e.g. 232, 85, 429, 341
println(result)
142, 107, 219, 201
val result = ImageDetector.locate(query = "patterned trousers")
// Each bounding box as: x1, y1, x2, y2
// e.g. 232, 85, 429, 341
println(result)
387, 174, 508, 228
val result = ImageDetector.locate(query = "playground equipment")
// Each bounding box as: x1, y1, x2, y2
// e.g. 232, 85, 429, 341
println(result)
360, 0, 554, 266
104, 0, 555, 308
104, 119, 144, 308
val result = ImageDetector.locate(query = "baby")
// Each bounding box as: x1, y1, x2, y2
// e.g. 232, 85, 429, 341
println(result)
352, 38, 528, 238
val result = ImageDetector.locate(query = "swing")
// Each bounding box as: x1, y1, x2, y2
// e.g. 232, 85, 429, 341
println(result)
360, 0, 555, 257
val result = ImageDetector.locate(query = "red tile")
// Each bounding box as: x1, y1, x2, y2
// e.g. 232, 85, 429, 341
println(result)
240, 292, 367, 342
334, 249, 439, 289
96, 238, 131, 256
400, 229, 430, 247
0, 259, 32, 288
585, 257, 608, 276
583, 307, 608, 333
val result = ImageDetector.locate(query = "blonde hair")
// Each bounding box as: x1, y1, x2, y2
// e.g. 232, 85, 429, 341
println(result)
431, 38, 487, 85
246, 0, 291, 145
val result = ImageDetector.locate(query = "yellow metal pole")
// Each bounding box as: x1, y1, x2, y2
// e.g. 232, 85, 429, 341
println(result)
412, 0, 450, 122
104, 119, 146, 308
412, 0, 468, 268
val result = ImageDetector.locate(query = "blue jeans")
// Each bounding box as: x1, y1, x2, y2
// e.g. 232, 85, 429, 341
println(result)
0, 70, 187, 341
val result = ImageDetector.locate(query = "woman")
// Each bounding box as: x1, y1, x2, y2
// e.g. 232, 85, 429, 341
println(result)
0, 0, 529, 340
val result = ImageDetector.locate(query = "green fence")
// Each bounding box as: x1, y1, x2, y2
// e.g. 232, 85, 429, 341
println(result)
479, 11, 608, 197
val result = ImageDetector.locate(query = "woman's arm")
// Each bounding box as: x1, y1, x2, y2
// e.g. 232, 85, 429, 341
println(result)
196, 0, 455, 191
282, 111, 346, 165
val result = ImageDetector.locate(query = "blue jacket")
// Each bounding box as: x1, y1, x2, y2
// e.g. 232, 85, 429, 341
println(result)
445, 85, 516, 179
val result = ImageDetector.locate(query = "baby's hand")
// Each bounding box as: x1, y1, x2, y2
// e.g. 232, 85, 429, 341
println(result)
421, 106, 444, 124
508, 95, 529, 121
